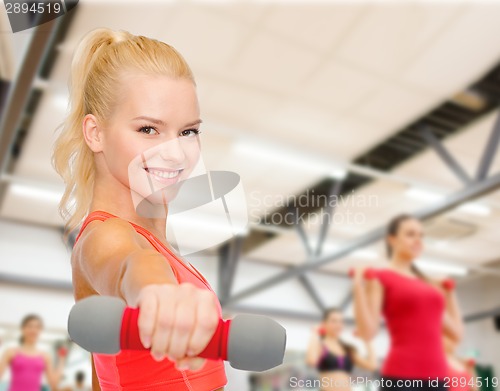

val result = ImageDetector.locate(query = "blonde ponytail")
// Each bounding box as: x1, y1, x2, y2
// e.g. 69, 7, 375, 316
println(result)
52, 28, 195, 235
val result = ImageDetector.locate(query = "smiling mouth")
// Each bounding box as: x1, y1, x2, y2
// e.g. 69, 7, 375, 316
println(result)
143, 167, 184, 183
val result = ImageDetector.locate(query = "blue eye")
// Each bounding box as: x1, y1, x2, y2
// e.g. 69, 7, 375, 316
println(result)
180, 129, 201, 137
138, 126, 159, 135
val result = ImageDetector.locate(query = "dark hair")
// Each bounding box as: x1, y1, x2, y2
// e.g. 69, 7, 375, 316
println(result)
386, 213, 428, 281
76, 371, 85, 383
19, 314, 43, 344
321, 308, 356, 359
386, 213, 415, 258
322, 307, 341, 321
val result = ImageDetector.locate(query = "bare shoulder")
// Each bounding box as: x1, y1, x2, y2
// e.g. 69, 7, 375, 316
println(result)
41, 351, 51, 363
2, 347, 17, 360
79, 217, 146, 249
74, 217, 150, 266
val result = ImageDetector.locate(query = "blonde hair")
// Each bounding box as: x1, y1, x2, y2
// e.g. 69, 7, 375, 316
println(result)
52, 28, 195, 235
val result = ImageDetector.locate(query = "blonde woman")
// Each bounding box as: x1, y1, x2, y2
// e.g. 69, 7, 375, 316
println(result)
53, 28, 226, 390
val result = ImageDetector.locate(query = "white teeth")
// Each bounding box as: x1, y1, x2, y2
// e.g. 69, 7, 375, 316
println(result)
147, 169, 180, 180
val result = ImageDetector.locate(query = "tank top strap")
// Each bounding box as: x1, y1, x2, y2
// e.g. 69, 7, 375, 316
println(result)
74, 211, 164, 254
73, 210, 211, 288
74, 210, 118, 245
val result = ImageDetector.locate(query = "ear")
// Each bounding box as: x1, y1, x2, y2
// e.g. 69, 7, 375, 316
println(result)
82, 114, 104, 152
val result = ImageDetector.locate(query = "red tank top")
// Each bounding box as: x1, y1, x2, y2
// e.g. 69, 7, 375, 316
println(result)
369, 268, 448, 379
74, 210, 227, 391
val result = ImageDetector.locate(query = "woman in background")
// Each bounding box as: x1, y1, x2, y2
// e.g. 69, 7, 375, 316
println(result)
0, 314, 65, 391
307, 308, 377, 391
60, 370, 91, 391
353, 213, 464, 391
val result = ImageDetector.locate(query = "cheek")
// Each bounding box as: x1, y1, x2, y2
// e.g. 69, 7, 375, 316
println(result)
27, 327, 39, 335
410, 236, 422, 248
110, 140, 146, 181
402, 237, 413, 248
183, 142, 201, 173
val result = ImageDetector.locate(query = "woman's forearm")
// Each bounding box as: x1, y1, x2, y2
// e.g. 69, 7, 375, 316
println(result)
365, 342, 377, 370
305, 333, 321, 367
119, 249, 177, 306
50, 356, 66, 389
444, 291, 464, 340
55, 358, 65, 381
353, 282, 376, 340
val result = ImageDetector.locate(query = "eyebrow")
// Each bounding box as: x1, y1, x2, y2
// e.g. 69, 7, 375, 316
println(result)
132, 116, 202, 128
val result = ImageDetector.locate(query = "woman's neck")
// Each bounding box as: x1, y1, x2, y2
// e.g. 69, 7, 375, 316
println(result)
90, 173, 168, 239
21, 342, 36, 350
390, 255, 414, 273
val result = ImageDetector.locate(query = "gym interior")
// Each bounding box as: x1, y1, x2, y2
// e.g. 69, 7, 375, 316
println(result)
1, 1, 500, 390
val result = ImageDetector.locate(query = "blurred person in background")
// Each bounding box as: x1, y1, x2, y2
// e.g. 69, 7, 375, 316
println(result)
353, 214, 464, 391
443, 334, 478, 391
306, 308, 377, 391
0, 314, 66, 391
60, 370, 90, 391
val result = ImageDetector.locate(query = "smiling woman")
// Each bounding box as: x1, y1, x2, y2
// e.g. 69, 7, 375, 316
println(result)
51, 28, 226, 391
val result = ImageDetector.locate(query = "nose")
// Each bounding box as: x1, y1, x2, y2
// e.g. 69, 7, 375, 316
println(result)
159, 138, 186, 165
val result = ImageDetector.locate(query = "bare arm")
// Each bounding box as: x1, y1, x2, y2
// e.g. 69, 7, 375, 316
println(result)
353, 268, 384, 340
43, 352, 65, 390
352, 341, 378, 371
0, 348, 14, 379
75, 218, 177, 304
305, 327, 322, 368
441, 283, 464, 343
75, 218, 219, 369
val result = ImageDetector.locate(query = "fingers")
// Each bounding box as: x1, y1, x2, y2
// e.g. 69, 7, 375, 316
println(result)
137, 283, 220, 363
137, 289, 158, 349
150, 287, 177, 361
187, 290, 219, 357
168, 298, 195, 360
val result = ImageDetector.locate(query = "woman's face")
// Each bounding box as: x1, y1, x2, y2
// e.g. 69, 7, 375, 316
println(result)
388, 218, 424, 260
22, 318, 42, 344
94, 74, 202, 207
323, 311, 344, 337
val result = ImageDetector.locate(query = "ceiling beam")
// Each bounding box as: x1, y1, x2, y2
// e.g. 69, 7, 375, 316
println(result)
475, 112, 500, 181
0, 17, 59, 176
420, 126, 472, 185
224, 166, 500, 306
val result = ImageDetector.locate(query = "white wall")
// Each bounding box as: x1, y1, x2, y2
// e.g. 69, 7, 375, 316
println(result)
457, 275, 500, 375
0, 220, 73, 330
